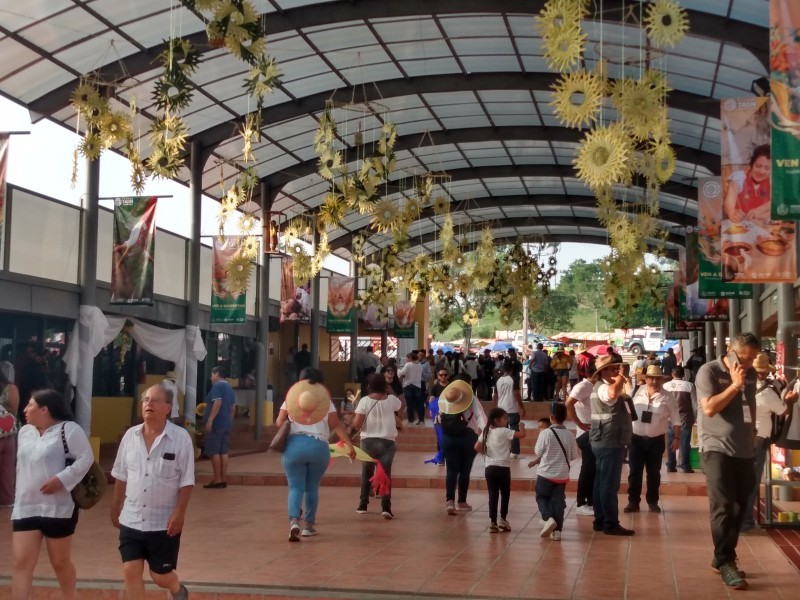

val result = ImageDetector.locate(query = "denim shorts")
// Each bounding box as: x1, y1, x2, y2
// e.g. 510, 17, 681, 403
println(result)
203, 429, 231, 454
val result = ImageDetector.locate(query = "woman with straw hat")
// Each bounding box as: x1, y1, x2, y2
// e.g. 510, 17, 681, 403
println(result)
624, 365, 680, 514
276, 368, 355, 542
438, 373, 487, 515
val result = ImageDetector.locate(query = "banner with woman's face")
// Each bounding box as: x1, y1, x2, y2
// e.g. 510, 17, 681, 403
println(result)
326, 276, 355, 333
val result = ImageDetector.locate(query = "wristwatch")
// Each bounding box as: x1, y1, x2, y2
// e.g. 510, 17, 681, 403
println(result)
732, 383, 743, 392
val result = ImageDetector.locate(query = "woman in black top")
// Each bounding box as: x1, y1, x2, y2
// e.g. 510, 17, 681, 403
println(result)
381, 365, 404, 398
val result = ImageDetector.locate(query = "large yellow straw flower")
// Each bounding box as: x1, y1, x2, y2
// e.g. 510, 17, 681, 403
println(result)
542, 26, 586, 73
652, 141, 676, 183
550, 70, 603, 129
370, 199, 399, 233
574, 124, 631, 189
614, 78, 667, 141
645, 0, 689, 49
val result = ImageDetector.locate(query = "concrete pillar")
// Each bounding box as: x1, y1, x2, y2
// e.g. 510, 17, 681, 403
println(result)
255, 180, 271, 439
729, 299, 741, 339
310, 223, 320, 368
184, 139, 203, 425
715, 321, 727, 357
350, 261, 359, 381
75, 153, 100, 433
705, 322, 715, 360
777, 283, 797, 373
748, 284, 762, 338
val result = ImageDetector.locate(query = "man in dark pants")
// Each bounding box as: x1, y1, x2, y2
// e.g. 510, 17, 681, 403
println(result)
565, 370, 596, 516
589, 353, 634, 536
695, 333, 758, 591
663, 366, 696, 473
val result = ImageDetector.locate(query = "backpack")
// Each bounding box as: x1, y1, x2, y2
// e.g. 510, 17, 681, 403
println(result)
440, 411, 469, 437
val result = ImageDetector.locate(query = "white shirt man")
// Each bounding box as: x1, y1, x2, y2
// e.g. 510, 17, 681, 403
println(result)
493, 361, 526, 457
398, 355, 424, 389
565, 378, 595, 515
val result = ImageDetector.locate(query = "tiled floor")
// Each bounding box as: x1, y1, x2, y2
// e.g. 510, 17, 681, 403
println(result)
1, 473, 799, 599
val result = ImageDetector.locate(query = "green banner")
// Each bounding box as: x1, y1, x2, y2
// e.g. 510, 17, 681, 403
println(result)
394, 301, 416, 339
326, 276, 355, 333
210, 236, 246, 324
111, 196, 157, 305
771, 0, 800, 219
685, 232, 734, 321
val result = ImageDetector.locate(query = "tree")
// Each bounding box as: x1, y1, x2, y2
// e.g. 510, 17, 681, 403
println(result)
556, 259, 608, 331
529, 291, 578, 335
603, 270, 673, 329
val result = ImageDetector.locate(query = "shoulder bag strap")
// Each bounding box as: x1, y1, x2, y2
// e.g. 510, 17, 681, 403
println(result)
60, 422, 74, 466
549, 426, 570, 468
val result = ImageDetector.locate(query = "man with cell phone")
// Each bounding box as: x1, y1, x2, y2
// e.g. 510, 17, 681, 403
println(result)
695, 333, 759, 591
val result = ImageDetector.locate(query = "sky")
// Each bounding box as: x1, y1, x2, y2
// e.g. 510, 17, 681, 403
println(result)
0, 95, 612, 276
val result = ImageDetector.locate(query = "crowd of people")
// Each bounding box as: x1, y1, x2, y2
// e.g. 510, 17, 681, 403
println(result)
4, 333, 800, 597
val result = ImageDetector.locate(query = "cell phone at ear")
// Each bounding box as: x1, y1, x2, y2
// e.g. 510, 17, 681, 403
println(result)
727, 351, 740, 367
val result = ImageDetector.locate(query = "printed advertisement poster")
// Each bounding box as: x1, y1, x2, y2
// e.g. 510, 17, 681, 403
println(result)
111, 196, 157, 305
665, 262, 702, 336
720, 97, 796, 283
363, 304, 389, 331
326, 276, 355, 333
210, 236, 246, 324
770, 0, 800, 218
394, 301, 416, 339
684, 232, 731, 321
696, 178, 753, 299
280, 257, 310, 323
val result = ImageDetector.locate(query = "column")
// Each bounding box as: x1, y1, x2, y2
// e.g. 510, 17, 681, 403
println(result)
255, 180, 271, 440
715, 321, 727, 357
350, 260, 359, 382
184, 139, 203, 425
705, 322, 715, 361
748, 284, 762, 338
75, 154, 100, 433
310, 222, 320, 368
777, 283, 797, 373
729, 299, 741, 338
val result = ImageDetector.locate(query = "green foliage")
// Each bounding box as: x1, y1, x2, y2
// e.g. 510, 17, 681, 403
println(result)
529, 291, 578, 335
557, 259, 605, 311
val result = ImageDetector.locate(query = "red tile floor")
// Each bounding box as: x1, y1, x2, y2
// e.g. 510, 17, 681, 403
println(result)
2, 449, 800, 599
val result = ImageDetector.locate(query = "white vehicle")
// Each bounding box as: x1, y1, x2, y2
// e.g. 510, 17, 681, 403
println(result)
624, 329, 664, 355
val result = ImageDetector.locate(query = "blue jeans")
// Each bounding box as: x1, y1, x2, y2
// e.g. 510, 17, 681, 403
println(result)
591, 446, 625, 531
666, 422, 693, 470
281, 434, 330, 523
507, 412, 521, 455
741, 438, 769, 531
536, 476, 567, 531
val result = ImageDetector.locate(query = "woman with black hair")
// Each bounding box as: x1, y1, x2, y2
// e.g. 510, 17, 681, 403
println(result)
11, 389, 93, 599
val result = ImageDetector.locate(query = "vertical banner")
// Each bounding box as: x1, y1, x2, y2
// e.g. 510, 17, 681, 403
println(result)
111, 196, 157, 305
685, 232, 730, 321
696, 178, 752, 299
720, 97, 796, 283
210, 236, 246, 324
770, 0, 800, 218
665, 261, 702, 337
363, 304, 389, 330
326, 276, 355, 333
280, 257, 311, 323
394, 300, 416, 339
0, 133, 7, 259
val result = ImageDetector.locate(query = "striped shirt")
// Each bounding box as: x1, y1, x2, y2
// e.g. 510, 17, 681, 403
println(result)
111, 421, 194, 532
535, 425, 578, 483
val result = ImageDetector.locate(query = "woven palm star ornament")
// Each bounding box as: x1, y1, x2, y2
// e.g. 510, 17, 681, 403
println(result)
645, 0, 689, 49
573, 124, 631, 190
550, 70, 603, 128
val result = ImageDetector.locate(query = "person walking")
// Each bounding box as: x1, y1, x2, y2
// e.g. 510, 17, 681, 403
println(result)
492, 360, 526, 458
529, 344, 550, 402
550, 348, 572, 401
663, 365, 696, 473
565, 370, 596, 517
276, 368, 355, 541
398, 351, 425, 425
439, 375, 487, 515
624, 365, 680, 514
532, 402, 579, 541
11, 389, 93, 600
695, 333, 759, 590
0, 370, 20, 507
111, 382, 194, 600
589, 354, 635, 536
475, 407, 526, 532
354, 373, 405, 519
202, 366, 236, 488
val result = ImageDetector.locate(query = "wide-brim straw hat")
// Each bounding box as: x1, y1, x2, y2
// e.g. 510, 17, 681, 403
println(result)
644, 365, 668, 378
438, 380, 474, 414
591, 353, 623, 381
753, 353, 776, 373
285, 380, 332, 425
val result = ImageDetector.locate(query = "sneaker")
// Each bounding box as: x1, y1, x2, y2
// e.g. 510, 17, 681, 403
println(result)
489, 522, 500, 533
457, 502, 473, 511
446, 500, 456, 515
301, 525, 318, 537
712, 559, 746, 579
356, 504, 368, 514
666, 467, 678, 473
623, 503, 640, 513
288, 519, 301, 542
540, 517, 557, 538
576, 505, 595, 516
604, 525, 635, 536
681, 467, 695, 473
498, 518, 511, 532
172, 584, 189, 600
550, 531, 562, 541
718, 562, 747, 590
648, 504, 662, 513
381, 509, 394, 520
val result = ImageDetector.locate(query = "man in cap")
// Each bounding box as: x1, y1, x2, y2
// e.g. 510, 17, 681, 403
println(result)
695, 333, 759, 590
624, 365, 680, 514
589, 353, 635, 536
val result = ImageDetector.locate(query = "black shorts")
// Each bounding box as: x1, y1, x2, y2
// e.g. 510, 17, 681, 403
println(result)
119, 525, 181, 574
12, 506, 79, 539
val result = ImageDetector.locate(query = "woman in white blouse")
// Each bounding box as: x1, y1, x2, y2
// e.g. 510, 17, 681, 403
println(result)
11, 389, 93, 600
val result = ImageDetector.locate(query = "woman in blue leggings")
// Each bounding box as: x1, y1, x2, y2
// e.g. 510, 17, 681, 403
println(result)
277, 368, 355, 541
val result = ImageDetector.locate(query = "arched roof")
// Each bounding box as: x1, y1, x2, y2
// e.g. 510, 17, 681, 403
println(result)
0, 0, 770, 259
